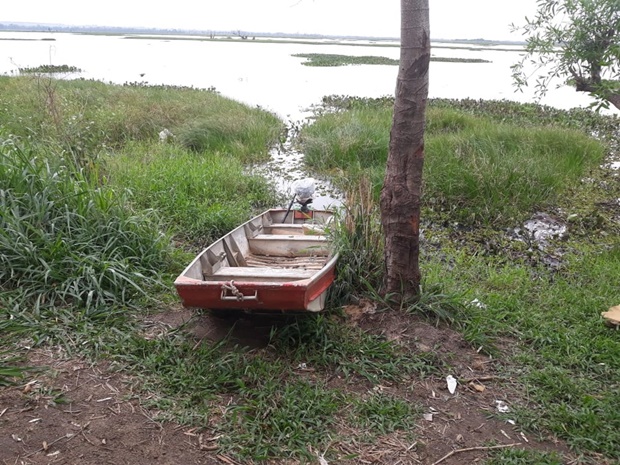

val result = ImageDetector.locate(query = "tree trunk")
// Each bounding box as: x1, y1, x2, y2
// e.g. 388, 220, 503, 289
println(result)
380, 0, 430, 297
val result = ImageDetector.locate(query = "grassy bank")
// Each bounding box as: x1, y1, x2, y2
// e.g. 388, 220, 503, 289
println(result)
300, 97, 606, 226
0, 76, 282, 241
0, 75, 282, 350
299, 96, 620, 461
2, 73, 619, 464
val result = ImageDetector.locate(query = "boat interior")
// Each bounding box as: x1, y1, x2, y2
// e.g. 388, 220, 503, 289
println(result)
183, 210, 334, 283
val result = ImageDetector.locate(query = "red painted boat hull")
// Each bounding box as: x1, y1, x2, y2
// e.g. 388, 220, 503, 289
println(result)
173, 209, 337, 313
174, 257, 336, 312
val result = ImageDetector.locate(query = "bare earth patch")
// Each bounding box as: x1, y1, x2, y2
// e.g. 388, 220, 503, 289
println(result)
1, 305, 576, 465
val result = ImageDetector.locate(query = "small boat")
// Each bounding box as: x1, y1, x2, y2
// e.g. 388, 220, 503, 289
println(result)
174, 209, 338, 313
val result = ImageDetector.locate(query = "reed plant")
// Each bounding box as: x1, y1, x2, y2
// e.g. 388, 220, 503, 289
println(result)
327, 179, 385, 305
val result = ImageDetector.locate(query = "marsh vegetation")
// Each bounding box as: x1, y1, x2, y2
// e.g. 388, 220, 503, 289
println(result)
293, 53, 490, 67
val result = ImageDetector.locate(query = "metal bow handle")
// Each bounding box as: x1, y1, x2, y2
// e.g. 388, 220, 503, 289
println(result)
221, 281, 258, 301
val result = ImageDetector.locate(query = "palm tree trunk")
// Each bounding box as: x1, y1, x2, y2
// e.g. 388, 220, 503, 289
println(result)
380, 0, 430, 297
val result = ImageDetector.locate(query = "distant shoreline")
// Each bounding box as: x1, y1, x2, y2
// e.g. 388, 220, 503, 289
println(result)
0, 22, 526, 46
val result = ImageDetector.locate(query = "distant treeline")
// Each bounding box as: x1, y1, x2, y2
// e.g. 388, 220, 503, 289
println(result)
0, 22, 524, 45
0, 22, 397, 41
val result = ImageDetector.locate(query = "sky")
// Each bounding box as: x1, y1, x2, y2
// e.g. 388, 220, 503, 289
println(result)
3, 0, 539, 41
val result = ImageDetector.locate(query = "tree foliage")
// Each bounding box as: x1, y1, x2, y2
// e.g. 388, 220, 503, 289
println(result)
512, 0, 620, 110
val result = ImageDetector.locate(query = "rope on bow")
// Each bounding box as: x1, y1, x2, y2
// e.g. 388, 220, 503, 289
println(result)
222, 280, 244, 301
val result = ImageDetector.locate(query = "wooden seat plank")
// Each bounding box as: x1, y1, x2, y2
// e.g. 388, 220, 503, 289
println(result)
210, 266, 315, 281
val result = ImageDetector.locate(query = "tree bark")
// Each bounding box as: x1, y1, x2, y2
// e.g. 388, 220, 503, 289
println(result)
380, 0, 430, 297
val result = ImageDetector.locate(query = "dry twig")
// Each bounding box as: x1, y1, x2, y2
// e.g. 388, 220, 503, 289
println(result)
431, 442, 522, 465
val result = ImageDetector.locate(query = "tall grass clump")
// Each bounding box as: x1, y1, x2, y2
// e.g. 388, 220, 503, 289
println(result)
174, 106, 283, 163
0, 135, 171, 313
328, 179, 385, 305
301, 106, 391, 194
104, 142, 278, 245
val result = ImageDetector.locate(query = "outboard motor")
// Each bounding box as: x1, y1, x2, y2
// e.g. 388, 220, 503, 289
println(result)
283, 178, 316, 222
292, 178, 315, 213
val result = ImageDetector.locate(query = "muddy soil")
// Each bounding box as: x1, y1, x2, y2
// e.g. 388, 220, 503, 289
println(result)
0, 305, 581, 465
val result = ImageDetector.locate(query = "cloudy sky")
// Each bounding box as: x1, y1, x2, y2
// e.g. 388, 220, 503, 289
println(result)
4, 0, 538, 40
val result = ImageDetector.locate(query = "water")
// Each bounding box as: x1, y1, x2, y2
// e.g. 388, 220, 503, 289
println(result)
3, 31, 613, 119
2, 31, 617, 206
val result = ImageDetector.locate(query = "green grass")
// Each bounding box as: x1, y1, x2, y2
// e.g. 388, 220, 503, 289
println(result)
351, 392, 418, 435
420, 243, 620, 459
0, 136, 171, 313
0, 76, 283, 163
300, 98, 605, 226
2, 75, 620, 463
112, 313, 437, 461
104, 142, 278, 244
486, 448, 563, 465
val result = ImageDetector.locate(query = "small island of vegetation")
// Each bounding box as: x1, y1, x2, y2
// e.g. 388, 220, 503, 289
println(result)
293, 53, 490, 66
18, 64, 81, 74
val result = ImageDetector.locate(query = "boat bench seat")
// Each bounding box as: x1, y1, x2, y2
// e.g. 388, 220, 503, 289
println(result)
211, 266, 315, 281
266, 224, 327, 236
252, 234, 327, 241
248, 234, 329, 257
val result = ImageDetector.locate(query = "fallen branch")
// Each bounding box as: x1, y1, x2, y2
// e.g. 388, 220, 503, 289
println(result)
24, 433, 75, 458
431, 442, 522, 465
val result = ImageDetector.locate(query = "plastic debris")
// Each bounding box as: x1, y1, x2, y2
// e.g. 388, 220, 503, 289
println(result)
292, 178, 316, 202
470, 298, 487, 309
446, 375, 457, 394
495, 400, 510, 413
423, 413, 433, 422
602, 306, 620, 326
159, 128, 173, 143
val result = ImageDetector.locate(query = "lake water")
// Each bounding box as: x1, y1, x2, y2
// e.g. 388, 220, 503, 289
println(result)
3, 31, 614, 120
1, 31, 617, 206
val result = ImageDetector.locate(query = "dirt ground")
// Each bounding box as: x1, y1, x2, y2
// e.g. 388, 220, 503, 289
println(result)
0, 305, 577, 465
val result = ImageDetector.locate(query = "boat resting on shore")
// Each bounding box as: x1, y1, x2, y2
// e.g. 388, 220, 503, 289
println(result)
174, 209, 338, 313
